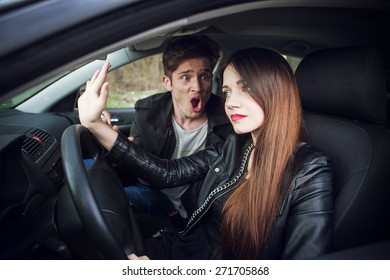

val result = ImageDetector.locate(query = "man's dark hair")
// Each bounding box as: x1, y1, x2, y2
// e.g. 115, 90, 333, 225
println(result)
162, 35, 220, 78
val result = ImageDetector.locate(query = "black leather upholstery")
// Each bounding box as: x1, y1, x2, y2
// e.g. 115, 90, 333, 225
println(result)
296, 47, 390, 252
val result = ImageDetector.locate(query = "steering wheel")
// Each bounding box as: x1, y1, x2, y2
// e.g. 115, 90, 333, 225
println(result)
59, 124, 143, 259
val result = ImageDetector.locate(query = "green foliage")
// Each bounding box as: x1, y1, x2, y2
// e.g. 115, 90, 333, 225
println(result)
105, 54, 165, 108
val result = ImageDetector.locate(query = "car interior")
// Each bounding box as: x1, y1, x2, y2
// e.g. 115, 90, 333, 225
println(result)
0, 0, 389, 260
296, 46, 390, 255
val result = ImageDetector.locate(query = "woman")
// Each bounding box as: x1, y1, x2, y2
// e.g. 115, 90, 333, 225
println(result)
78, 47, 334, 259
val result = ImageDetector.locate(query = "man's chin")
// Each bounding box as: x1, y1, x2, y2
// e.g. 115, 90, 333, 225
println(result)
187, 110, 205, 119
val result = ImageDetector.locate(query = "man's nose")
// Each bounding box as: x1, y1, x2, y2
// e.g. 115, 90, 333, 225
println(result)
190, 77, 201, 92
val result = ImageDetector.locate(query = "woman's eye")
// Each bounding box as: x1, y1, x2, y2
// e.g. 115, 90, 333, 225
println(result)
242, 86, 251, 93
238, 81, 252, 93
223, 91, 231, 98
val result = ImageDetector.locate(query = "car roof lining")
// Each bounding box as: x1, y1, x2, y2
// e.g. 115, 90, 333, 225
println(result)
2, 0, 389, 101
129, 5, 388, 58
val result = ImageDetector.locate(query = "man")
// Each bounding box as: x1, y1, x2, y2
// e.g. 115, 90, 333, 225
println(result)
123, 35, 233, 225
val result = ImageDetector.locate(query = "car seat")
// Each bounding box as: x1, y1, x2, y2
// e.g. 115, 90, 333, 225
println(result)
295, 46, 390, 252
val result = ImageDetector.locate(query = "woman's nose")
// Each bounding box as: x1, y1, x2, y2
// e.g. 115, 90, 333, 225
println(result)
225, 92, 241, 108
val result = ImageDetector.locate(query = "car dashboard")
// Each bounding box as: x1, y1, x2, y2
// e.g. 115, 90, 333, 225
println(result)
0, 109, 73, 259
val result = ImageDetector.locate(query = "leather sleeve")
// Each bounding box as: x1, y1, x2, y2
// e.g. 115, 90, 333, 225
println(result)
282, 152, 334, 259
105, 132, 212, 188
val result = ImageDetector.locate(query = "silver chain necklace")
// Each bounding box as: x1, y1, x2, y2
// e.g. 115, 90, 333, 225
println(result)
181, 142, 254, 235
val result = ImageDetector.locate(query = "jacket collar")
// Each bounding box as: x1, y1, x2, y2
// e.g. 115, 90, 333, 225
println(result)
146, 92, 174, 130
204, 94, 230, 128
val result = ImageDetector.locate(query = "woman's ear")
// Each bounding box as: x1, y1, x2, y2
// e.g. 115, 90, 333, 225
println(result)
162, 75, 172, 91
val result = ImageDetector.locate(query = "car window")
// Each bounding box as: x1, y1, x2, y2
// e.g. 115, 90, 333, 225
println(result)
285, 55, 302, 72
105, 54, 165, 109
0, 72, 69, 109
104, 53, 302, 110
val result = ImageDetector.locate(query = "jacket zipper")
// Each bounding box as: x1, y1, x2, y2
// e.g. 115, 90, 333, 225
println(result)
180, 142, 254, 235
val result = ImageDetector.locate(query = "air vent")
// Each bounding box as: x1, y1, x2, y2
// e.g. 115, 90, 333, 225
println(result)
22, 128, 54, 162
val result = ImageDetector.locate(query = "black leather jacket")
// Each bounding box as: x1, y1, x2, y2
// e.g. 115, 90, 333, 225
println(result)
124, 92, 233, 214
107, 132, 334, 259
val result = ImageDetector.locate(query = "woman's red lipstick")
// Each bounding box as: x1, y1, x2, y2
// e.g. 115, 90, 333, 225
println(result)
231, 114, 246, 121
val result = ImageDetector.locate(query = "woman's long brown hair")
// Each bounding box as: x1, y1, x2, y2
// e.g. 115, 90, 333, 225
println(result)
219, 48, 302, 259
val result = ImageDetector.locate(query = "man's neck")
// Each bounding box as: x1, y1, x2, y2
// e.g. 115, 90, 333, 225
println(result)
173, 114, 208, 130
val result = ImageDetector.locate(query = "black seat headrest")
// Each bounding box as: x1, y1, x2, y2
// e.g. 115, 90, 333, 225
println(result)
296, 47, 387, 124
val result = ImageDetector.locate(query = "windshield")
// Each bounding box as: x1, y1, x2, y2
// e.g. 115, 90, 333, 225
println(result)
0, 72, 69, 109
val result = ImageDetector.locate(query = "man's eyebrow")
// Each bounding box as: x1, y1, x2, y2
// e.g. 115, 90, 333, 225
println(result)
178, 69, 193, 74
177, 68, 212, 75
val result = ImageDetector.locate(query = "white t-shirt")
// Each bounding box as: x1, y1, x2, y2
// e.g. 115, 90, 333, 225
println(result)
160, 117, 208, 218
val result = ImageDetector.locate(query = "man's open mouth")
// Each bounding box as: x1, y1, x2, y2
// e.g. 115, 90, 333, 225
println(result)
191, 97, 202, 112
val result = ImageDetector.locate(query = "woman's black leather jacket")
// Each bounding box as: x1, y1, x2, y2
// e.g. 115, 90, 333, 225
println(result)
106, 132, 334, 259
